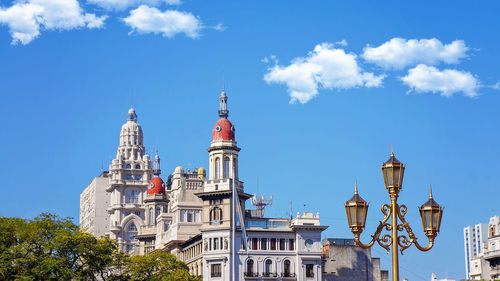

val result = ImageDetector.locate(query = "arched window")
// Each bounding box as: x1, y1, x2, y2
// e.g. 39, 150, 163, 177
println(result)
264, 259, 273, 277
126, 164, 131, 169
149, 208, 154, 225
127, 223, 138, 242
210, 207, 222, 225
246, 259, 255, 275
135, 164, 140, 169
215, 158, 221, 179
283, 260, 291, 277
223, 157, 230, 178
156, 207, 161, 219
128, 223, 137, 231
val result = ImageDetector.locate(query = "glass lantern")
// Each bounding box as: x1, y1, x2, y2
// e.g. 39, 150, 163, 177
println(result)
345, 181, 369, 234
419, 186, 443, 238
381, 149, 405, 194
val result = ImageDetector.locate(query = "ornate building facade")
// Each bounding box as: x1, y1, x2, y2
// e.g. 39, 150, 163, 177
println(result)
79, 88, 328, 281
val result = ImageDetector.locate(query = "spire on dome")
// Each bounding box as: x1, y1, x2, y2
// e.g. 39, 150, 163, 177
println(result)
153, 150, 161, 176
126, 106, 137, 122
218, 82, 229, 119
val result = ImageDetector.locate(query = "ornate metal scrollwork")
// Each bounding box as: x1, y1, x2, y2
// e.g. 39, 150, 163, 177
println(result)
355, 202, 436, 255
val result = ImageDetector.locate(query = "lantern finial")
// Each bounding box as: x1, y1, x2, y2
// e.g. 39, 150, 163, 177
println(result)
429, 184, 433, 199
390, 143, 394, 157
355, 180, 358, 195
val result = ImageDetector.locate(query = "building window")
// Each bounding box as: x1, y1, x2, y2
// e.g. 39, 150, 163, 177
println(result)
211, 264, 221, 277
251, 238, 258, 250
264, 260, 274, 277
128, 223, 137, 232
271, 238, 277, 250
283, 260, 291, 277
156, 207, 161, 218
246, 259, 255, 275
215, 158, 221, 179
289, 239, 295, 251
164, 221, 169, 231
261, 238, 267, 250
214, 238, 219, 250
135, 164, 140, 169
127, 223, 137, 242
149, 208, 154, 225
134, 211, 141, 217
180, 210, 186, 222
187, 210, 193, 222
210, 207, 222, 225
126, 190, 140, 203
306, 264, 314, 278
195, 210, 201, 222
126, 164, 131, 169
223, 157, 230, 178
280, 239, 286, 250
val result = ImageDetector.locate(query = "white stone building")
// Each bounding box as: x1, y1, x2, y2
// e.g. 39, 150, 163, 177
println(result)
463, 222, 488, 279
464, 215, 500, 280
79, 172, 110, 238
80, 88, 328, 281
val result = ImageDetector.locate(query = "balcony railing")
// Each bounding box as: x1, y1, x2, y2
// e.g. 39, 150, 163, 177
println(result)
244, 272, 259, 278
281, 272, 296, 278
262, 272, 277, 278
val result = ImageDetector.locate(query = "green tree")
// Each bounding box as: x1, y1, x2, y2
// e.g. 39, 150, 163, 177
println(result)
0, 213, 124, 281
125, 251, 201, 281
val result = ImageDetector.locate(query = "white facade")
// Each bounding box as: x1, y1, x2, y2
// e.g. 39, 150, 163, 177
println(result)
463, 215, 500, 280
80, 89, 328, 281
463, 222, 488, 279
79, 172, 110, 237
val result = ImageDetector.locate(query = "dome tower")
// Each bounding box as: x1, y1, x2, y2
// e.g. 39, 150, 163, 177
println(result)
106, 106, 153, 254
207, 87, 240, 182
144, 151, 168, 227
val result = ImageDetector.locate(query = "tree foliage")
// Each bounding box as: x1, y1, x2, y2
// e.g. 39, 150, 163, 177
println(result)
0, 213, 199, 281
126, 251, 200, 281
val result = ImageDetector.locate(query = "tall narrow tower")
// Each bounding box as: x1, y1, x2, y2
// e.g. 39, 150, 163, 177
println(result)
106, 106, 153, 254
196, 87, 252, 281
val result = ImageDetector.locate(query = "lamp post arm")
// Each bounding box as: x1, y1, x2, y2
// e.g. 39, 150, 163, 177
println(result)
396, 204, 435, 253
354, 204, 392, 253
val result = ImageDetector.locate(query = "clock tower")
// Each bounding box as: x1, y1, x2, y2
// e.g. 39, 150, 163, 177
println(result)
196, 87, 252, 280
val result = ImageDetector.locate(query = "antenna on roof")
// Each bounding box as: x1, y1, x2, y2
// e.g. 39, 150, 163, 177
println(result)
251, 193, 272, 218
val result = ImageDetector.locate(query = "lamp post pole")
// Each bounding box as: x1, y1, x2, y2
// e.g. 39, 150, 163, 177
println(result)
345, 148, 444, 281
390, 193, 399, 281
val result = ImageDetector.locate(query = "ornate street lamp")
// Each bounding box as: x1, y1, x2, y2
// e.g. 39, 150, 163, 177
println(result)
344, 147, 444, 281
344, 181, 368, 235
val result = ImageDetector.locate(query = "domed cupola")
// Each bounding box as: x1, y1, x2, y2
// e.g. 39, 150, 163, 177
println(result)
212, 87, 235, 141
212, 119, 235, 141
147, 176, 165, 195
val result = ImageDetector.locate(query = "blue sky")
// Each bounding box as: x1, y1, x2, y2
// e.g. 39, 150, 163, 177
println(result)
1, 0, 499, 280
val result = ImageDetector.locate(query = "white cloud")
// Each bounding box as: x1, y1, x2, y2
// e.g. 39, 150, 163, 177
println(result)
362, 38, 469, 70
335, 39, 347, 46
0, 0, 106, 45
401, 64, 479, 98
88, 0, 181, 11
123, 5, 201, 39
264, 43, 385, 104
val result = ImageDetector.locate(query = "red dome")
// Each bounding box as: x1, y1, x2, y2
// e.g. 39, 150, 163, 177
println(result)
147, 177, 165, 195
212, 118, 235, 141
